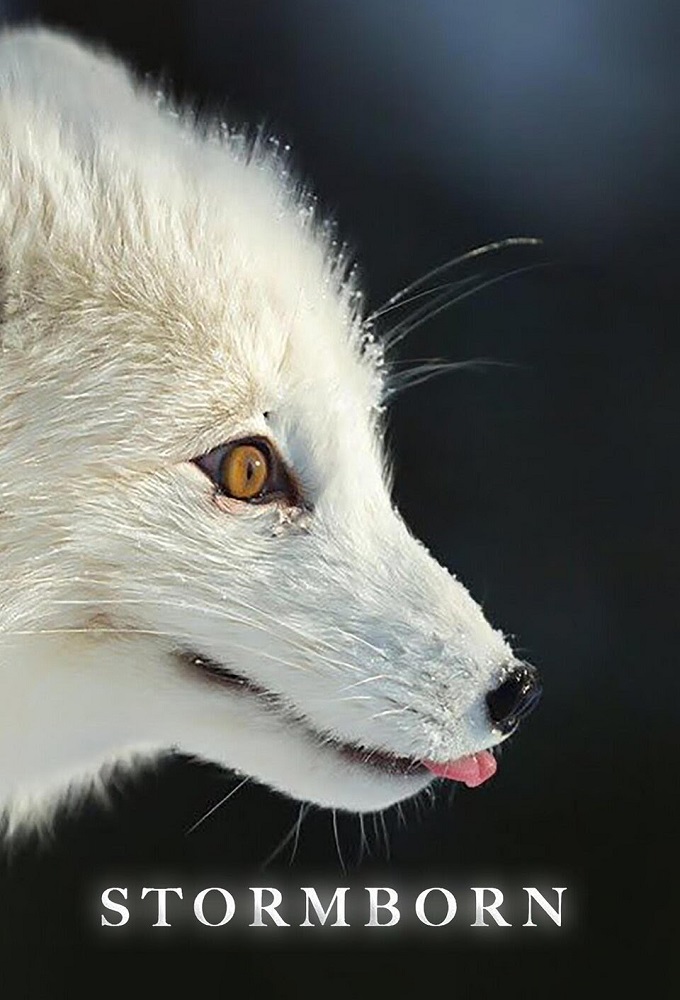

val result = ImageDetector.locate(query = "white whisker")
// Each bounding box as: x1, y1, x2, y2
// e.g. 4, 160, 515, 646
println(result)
367, 236, 542, 323
185, 775, 251, 835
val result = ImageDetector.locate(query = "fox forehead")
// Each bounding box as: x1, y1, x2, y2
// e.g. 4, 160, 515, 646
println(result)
0, 26, 385, 490
2, 125, 382, 470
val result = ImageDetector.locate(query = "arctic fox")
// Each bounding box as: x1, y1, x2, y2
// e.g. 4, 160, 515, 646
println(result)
0, 28, 540, 828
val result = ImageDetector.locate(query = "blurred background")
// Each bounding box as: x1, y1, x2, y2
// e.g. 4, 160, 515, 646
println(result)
0, 0, 677, 995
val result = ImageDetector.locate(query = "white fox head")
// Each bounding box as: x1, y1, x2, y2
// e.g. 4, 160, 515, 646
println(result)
0, 28, 540, 826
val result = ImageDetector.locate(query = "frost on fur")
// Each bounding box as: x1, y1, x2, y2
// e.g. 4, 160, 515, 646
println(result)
0, 28, 539, 831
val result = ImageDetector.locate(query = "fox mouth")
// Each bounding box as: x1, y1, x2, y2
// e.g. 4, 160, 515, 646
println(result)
181, 651, 498, 788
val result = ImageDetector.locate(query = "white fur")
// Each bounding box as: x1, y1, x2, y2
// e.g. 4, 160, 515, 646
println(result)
0, 27, 517, 829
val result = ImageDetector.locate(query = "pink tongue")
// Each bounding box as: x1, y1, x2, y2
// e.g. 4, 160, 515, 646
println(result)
423, 750, 497, 788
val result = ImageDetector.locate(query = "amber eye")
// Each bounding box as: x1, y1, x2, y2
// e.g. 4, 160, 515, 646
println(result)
221, 443, 269, 499
193, 436, 301, 506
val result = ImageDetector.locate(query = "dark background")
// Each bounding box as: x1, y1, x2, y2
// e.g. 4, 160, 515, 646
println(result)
0, 1, 677, 995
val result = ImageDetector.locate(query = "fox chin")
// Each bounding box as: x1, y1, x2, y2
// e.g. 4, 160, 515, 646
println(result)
0, 27, 540, 831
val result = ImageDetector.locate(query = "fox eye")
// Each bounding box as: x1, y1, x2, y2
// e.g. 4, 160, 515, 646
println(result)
193, 437, 299, 505
223, 443, 268, 499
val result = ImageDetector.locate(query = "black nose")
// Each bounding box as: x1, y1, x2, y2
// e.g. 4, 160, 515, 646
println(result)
486, 664, 542, 734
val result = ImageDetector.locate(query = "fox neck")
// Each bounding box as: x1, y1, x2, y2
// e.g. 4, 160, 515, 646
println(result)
0, 631, 172, 824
